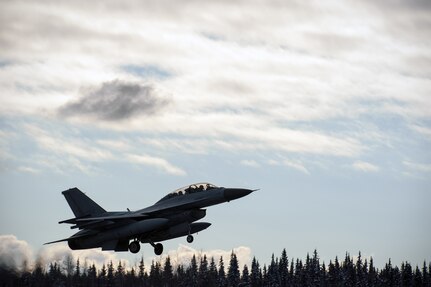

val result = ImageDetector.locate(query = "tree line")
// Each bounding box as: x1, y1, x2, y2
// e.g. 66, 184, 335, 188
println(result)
1, 249, 430, 286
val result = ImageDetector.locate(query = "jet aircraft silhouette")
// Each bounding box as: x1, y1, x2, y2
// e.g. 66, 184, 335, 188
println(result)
46, 183, 255, 255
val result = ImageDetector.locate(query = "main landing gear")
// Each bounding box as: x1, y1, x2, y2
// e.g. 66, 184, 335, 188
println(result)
149, 240, 164, 255
129, 234, 193, 255
186, 234, 194, 243
186, 224, 194, 243
129, 240, 141, 254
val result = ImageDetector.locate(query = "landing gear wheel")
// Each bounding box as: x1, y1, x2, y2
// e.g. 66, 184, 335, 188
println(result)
187, 235, 194, 243
129, 241, 140, 254
154, 243, 163, 255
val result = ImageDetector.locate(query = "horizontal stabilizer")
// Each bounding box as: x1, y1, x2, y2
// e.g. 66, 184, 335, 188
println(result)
59, 218, 79, 224
44, 238, 70, 245
44, 231, 91, 245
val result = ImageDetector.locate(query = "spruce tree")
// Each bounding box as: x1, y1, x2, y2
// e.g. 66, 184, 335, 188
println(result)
208, 256, 218, 287
320, 262, 327, 286
250, 256, 261, 287
355, 251, 365, 286
163, 256, 174, 287
289, 259, 295, 286
218, 256, 227, 287
115, 261, 125, 287
150, 260, 162, 287
423, 261, 430, 286
138, 256, 145, 284
401, 261, 413, 286
393, 266, 401, 286
73, 258, 81, 286
279, 248, 289, 287
262, 264, 268, 286
381, 259, 394, 286
86, 263, 97, 287
198, 254, 209, 286
414, 266, 423, 286
227, 251, 240, 287
342, 252, 355, 286
241, 264, 250, 286
267, 253, 279, 286
125, 267, 137, 287
367, 257, 377, 286
31, 261, 46, 287
99, 264, 107, 286
311, 249, 320, 285
107, 261, 115, 287
189, 254, 199, 286
176, 264, 185, 286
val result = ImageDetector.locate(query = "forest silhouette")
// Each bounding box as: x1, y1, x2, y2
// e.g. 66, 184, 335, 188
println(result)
1, 249, 430, 286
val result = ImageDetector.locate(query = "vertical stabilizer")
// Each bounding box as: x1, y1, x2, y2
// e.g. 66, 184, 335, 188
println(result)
62, 188, 106, 218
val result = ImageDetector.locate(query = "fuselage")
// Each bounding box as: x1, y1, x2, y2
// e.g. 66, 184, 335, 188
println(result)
48, 183, 254, 254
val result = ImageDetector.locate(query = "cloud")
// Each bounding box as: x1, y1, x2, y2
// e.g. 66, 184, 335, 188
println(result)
20, 123, 186, 176
126, 154, 186, 176
1, 0, 430, 176
0, 235, 129, 273
25, 124, 112, 161
0, 235, 33, 272
240, 160, 260, 168
17, 166, 40, 174
410, 124, 431, 140
59, 80, 169, 121
352, 161, 380, 172
403, 160, 431, 173
38, 243, 128, 272
269, 158, 310, 174
0, 235, 252, 275
282, 159, 310, 174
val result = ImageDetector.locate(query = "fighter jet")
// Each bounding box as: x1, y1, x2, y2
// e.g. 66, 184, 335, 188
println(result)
45, 183, 255, 255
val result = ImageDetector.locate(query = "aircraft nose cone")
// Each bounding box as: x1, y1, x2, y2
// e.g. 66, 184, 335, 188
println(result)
224, 188, 255, 201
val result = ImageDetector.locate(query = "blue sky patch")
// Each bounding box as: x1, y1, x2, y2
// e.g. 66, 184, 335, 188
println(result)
122, 64, 172, 79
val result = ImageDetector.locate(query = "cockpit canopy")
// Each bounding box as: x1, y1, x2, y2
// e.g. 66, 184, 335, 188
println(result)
157, 182, 219, 203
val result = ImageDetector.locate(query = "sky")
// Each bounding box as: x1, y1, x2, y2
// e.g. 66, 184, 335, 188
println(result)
1, 0, 430, 271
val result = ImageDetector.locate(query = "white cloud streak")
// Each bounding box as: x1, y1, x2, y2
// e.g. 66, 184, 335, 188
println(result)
21, 123, 185, 176
126, 154, 186, 176
25, 124, 112, 162
403, 160, 431, 173
269, 158, 310, 174
352, 161, 380, 172
410, 125, 431, 140
240, 160, 260, 168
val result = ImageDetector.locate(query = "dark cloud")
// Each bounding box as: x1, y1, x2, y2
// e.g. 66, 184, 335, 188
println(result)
59, 80, 169, 121
362, 0, 431, 42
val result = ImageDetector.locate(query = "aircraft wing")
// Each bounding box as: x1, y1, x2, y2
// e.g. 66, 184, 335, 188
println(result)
60, 212, 150, 230
74, 213, 149, 222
